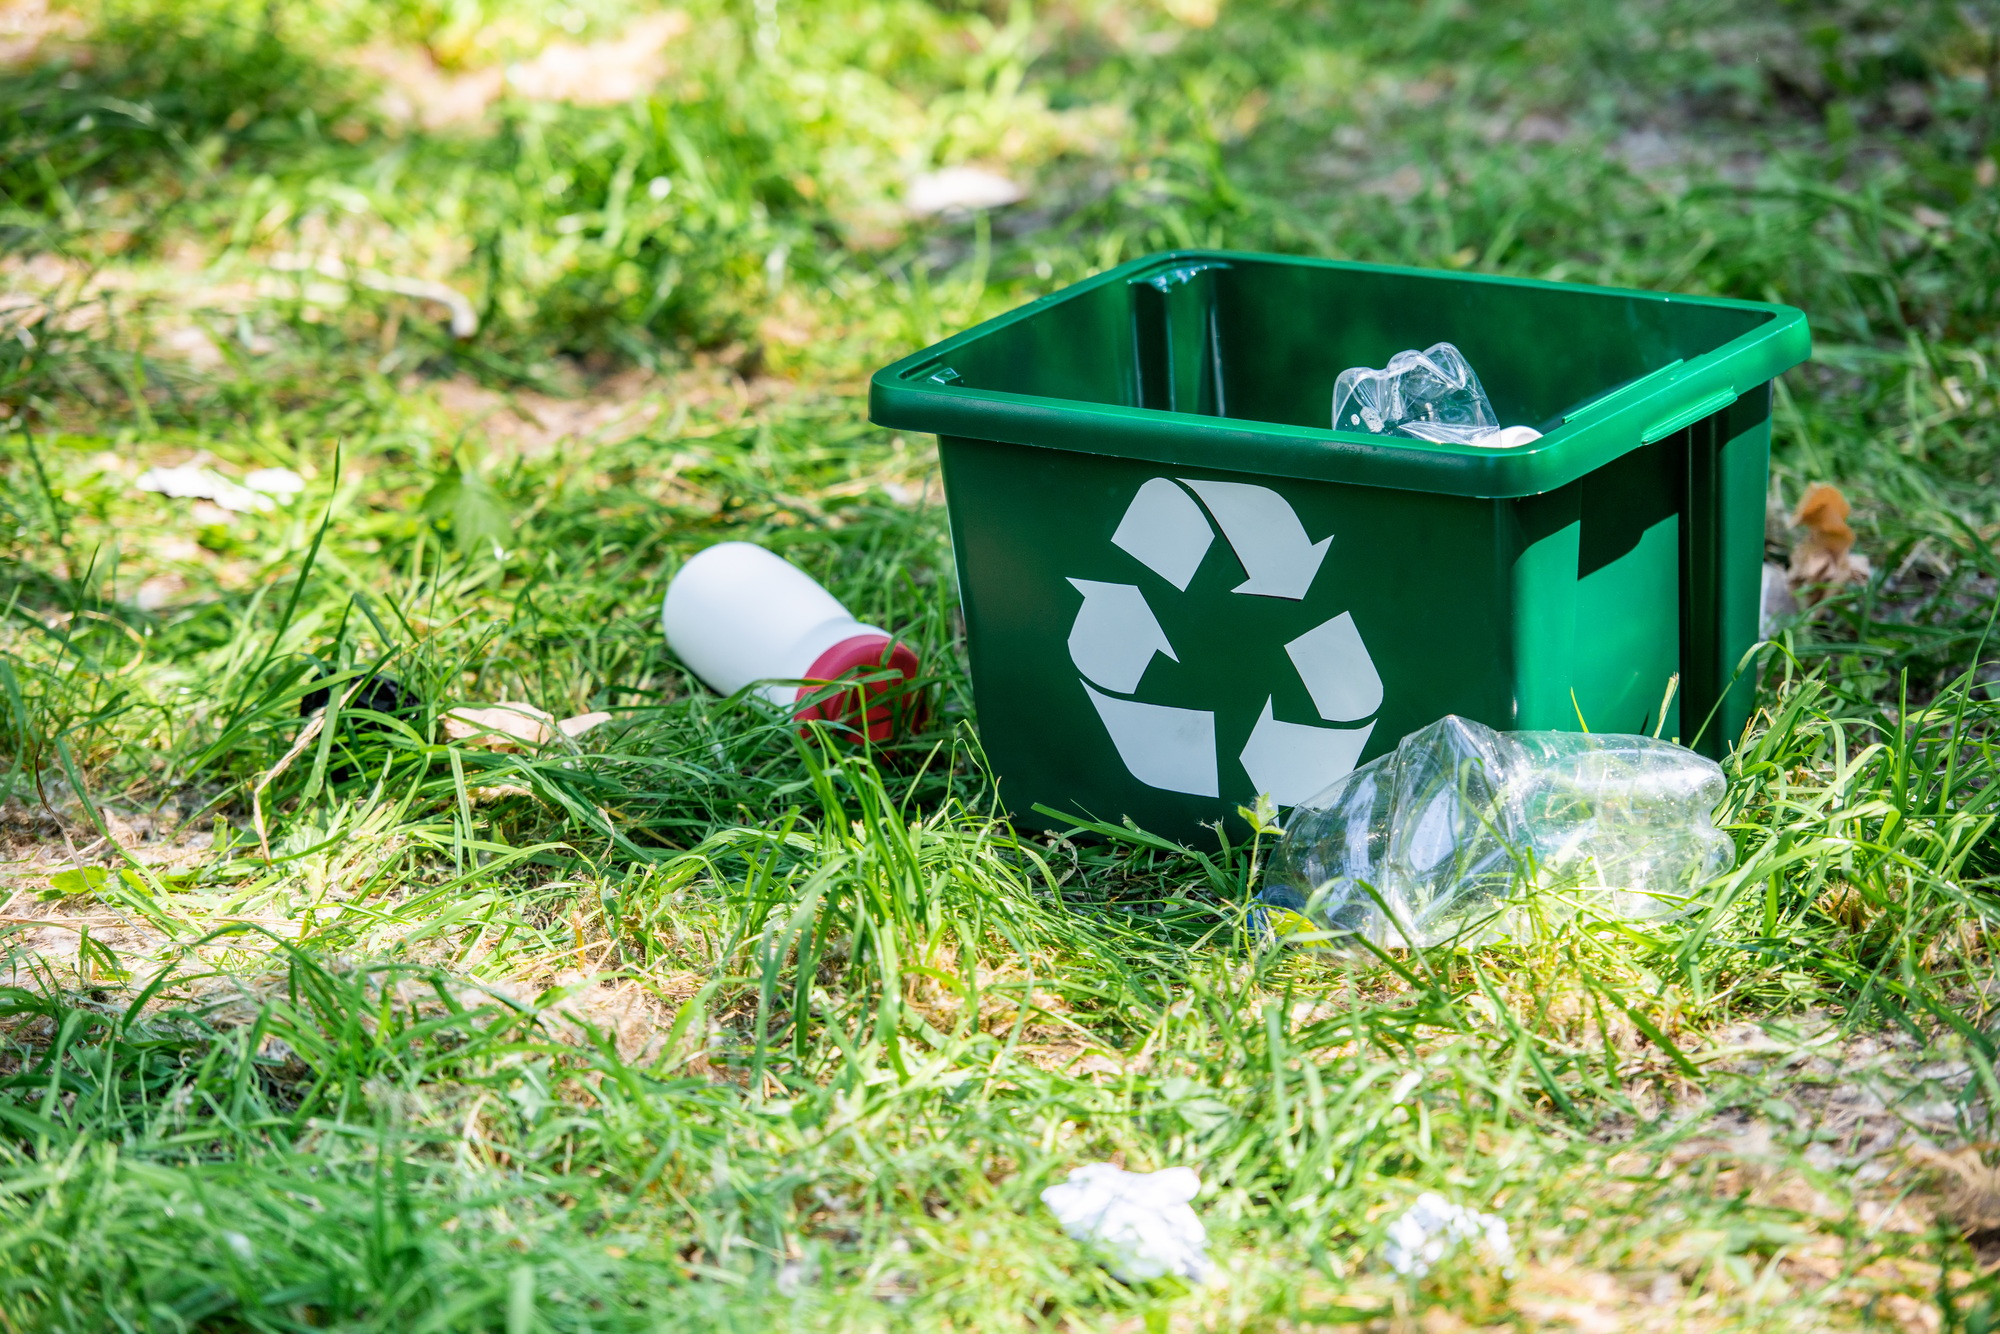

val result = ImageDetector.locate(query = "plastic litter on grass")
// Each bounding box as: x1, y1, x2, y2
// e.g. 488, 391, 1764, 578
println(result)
1261, 715, 1734, 948
136, 464, 305, 513
1039, 1163, 1212, 1285
662, 542, 923, 742
1382, 1193, 1514, 1278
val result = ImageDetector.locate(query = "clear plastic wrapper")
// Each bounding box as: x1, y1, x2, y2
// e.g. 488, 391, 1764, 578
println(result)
1261, 716, 1734, 948
1330, 342, 1541, 448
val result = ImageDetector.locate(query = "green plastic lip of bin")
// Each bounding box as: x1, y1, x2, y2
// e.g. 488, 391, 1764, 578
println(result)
867, 250, 1811, 846
870, 250, 1808, 499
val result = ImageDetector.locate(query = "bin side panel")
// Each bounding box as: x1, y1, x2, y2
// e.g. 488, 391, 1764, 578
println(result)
1716, 384, 1775, 749
943, 279, 1140, 406
1571, 440, 1684, 737
1504, 487, 1582, 731
1671, 387, 1775, 757
939, 434, 1516, 845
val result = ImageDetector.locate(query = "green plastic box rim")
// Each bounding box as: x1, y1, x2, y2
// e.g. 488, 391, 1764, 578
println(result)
870, 250, 1809, 500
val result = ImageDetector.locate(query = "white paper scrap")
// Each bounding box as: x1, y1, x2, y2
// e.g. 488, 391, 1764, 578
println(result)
1039, 1162, 1211, 1284
906, 166, 1026, 217
243, 467, 306, 499
1382, 1192, 1513, 1278
136, 464, 272, 513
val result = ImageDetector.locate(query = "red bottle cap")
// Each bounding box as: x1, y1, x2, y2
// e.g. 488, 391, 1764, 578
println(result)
793, 634, 923, 742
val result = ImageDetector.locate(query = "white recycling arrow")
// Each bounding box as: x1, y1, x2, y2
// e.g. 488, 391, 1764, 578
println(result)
1067, 476, 1383, 808
1179, 479, 1332, 600
1112, 477, 1214, 591
1067, 579, 1177, 693
1084, 684, 1218, 798
1284, 611, 1383, 722
1238, 699, 1374, 808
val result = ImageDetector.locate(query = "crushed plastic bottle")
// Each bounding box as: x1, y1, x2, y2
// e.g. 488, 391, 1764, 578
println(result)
1331, 342, 1543, 448
1261, 716, 1734, 948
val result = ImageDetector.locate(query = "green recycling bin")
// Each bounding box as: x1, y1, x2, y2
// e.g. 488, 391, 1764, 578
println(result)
870, 251, 1809, 845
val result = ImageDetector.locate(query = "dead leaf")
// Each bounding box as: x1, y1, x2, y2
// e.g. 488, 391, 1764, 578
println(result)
504, 12, 689, 104
905, 166, 1026, 217
1160, 0, 1221, 26
352, 11, 688, 129
1788, 482, 1871, 591
445, 703, 611, 750
421, 370, 663, 460
351, 46, 505, 130
1882, 1291, 1946, 1334
556, 711, 612, 738
0, 0, 84, 69
1510, 1263, 1626, 1334
445, 702, 553, 749
1908, 1144, 2000, 1238
1818, 881, 1876, 932
1857, 1199, 1929, 1236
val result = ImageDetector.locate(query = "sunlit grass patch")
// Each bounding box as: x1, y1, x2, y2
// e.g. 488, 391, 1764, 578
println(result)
3, 0, 2000, 1328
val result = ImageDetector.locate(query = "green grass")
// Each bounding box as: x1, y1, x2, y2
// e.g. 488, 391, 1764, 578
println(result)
3, 0, 2000, 1328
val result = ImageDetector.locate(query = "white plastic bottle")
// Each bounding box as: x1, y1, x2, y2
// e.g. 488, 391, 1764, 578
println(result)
661, 542, 920, 740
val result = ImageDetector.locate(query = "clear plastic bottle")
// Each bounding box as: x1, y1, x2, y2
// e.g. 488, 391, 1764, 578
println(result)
1330, 342, 1543, 448
1261, 715, 1734, 948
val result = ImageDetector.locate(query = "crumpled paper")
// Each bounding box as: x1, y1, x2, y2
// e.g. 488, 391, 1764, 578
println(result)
137, 464, 305, 513
1039, 1163, 1212, 1284
1382, 1193, 1513, 1278
905, 166, 1026, 217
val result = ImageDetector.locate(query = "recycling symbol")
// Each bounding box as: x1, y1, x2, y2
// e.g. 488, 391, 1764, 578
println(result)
1066, 477, 1381, 807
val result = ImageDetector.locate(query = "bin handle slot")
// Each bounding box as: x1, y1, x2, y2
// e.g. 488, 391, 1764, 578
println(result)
1641, 387, 1738, 444
1560, 359, 1685, 427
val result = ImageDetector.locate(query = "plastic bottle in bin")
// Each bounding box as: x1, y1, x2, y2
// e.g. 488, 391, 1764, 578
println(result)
661, 542, 921, 741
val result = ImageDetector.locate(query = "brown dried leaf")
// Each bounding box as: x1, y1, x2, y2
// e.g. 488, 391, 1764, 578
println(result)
0, 0, 86, 69
1817, 881, 1876, 932
445, 704, 611, 750
503, 11, 689, 105
351, 11, 688, 129
444, 702, 553, 749
1510, 1264, 1627, 1334
1788, 482, 1871, 590
1908, 1144, 2000, 1238
350, 47, 505, 130
556, 711, 612, 738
